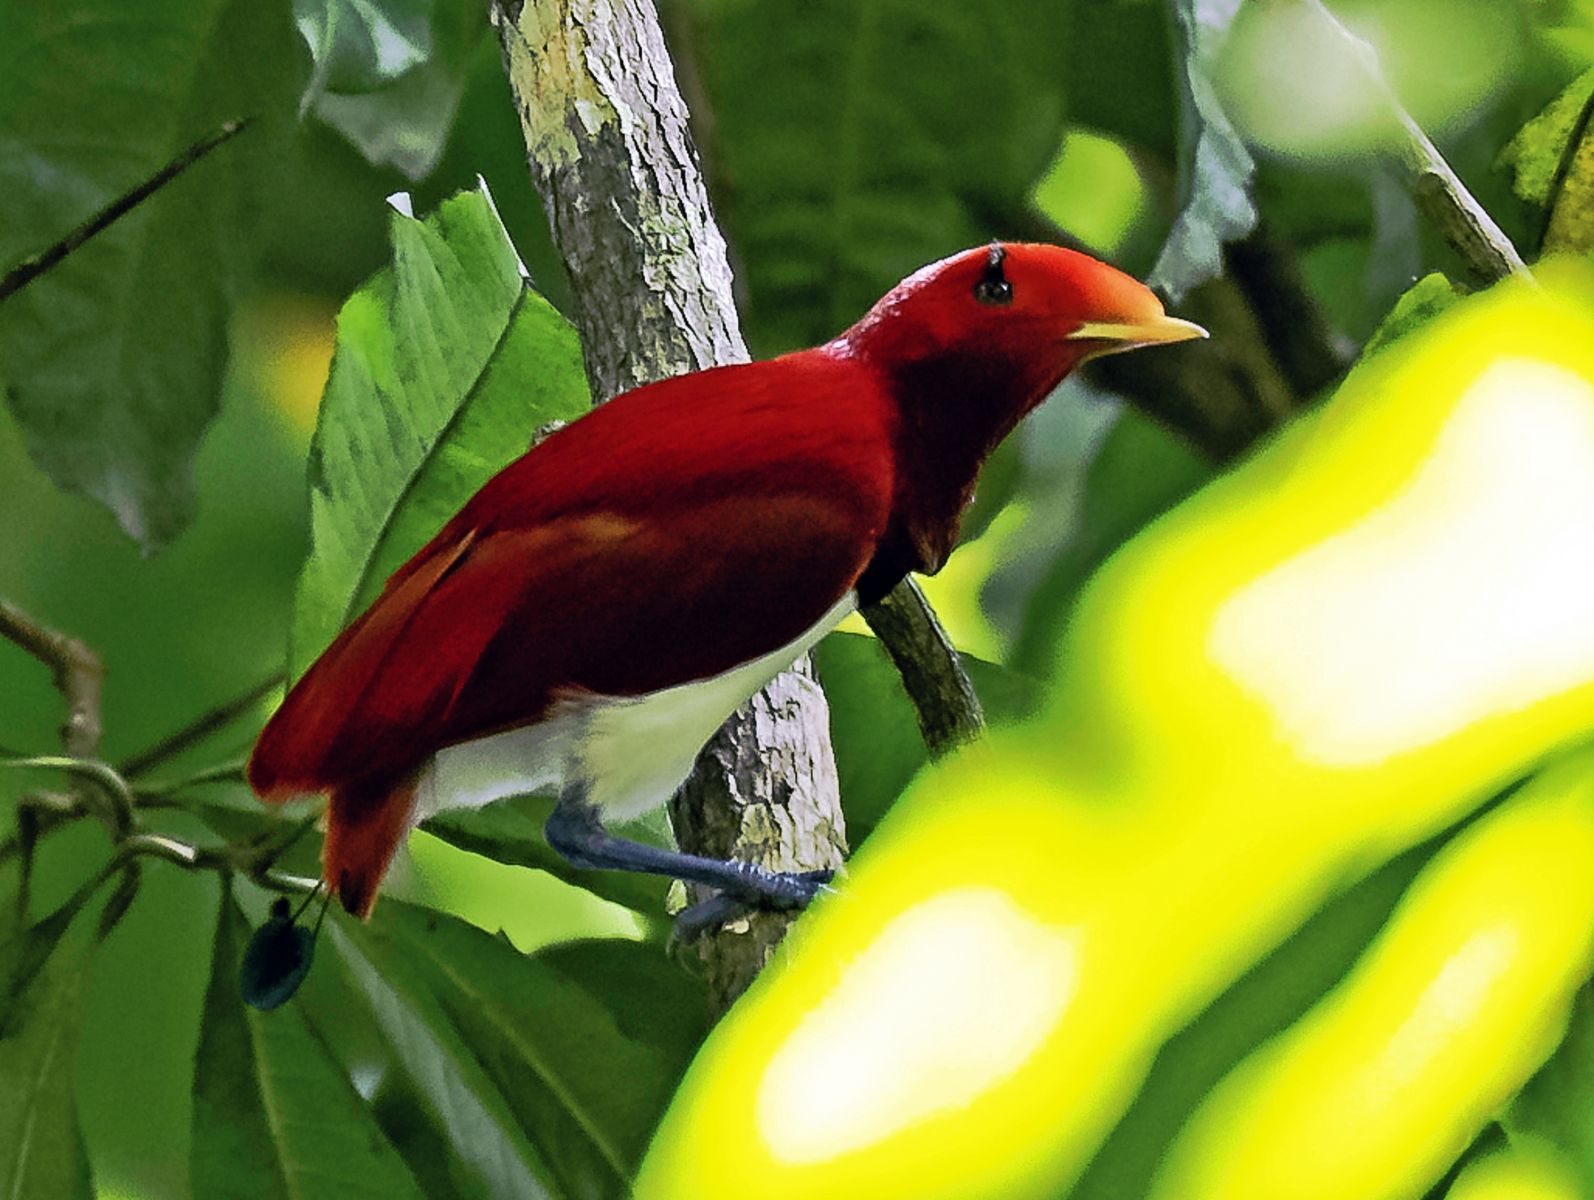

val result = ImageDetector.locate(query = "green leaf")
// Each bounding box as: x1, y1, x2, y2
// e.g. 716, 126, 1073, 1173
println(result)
0, 0, 303, 550
423, 795, 670, 918
1061, 0, 1179, 165
295, 0, 433, 100
191, 895, 426, 1200
1499, 66, 1594, 256
379, 903, 706, 1192
1150, 0, 1258, 299
1010, 411, 1213, 677
1359, 273, 1462, 362
0, 911, 97, 1199
816, 631, 1043, 844
690, 0, 1071, 351
290, 183, 590, 677
1499, 68, 1594, 208
307, 2, 489, 179
333, 900, 702, 1198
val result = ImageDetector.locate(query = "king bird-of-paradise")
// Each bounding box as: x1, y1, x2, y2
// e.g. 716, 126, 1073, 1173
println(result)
248, 242, 1205, 931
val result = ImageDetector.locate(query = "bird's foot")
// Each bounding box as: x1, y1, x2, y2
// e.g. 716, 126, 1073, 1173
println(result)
718, 862, 835, 910
669, 867, 838, 949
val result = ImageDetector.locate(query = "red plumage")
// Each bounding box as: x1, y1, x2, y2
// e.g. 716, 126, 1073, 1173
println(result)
250, 243, 1203, 916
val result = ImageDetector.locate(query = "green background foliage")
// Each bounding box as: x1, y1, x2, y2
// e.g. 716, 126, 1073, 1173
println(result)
4, 1, 1594, 1197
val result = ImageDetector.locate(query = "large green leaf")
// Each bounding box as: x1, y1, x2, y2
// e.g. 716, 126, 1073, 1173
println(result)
190, 895, 426, 1200
423, 794, 671, 919
290, 183, 590, 676
332, 900, 703, 1198
816, 631, 1043, 845
328, 912, 557, 1198
0, 0, 303, 550
1149, 0, 1258, 299
381, 903, 706, 1193
686, 0, 1071, 352
0, 904, 98, 1200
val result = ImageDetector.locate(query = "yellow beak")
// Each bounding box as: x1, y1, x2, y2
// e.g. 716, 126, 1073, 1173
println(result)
1067, 315, 1209, 348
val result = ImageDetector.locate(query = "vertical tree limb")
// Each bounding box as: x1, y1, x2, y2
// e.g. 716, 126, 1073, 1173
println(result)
492, 0, 846, 1009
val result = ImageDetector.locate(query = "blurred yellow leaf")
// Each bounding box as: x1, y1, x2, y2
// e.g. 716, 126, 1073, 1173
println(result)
1150, 751, 1594, 1200
637, 267, 1594, 1200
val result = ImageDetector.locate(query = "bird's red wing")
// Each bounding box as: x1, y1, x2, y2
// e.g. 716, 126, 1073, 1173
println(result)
249, 483, 886, 799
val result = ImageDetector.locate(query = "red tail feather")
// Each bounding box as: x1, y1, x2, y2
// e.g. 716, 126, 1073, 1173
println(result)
322, 773, 419, 918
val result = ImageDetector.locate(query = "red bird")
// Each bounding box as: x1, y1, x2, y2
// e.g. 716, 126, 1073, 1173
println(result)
249, 243, 1204, 923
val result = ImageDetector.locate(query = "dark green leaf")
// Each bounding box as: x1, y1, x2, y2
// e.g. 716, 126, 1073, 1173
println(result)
1062, 0, 1179, 166
191, 894, 425, 1200
688, 0, 1070, 351
1150, 0, 1257, 300
423, 794, 670, 918
290, 183, 590, 676
0, 0, 303, 549
1499, 68, 1594, 208
0, 910, 96, 1199
329, 909, 559, 1198
369, 902, 707, 1194
335, 899, 700, 1198
1011, 411, 1213, 677
816, 631, 1042, 844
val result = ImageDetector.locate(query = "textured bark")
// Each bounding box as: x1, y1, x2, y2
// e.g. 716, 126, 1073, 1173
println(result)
861, 579, 983, 755
493, 0, 846, 1010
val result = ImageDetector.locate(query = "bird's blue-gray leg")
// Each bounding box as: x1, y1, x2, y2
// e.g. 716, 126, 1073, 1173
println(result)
544, 789, 833, 911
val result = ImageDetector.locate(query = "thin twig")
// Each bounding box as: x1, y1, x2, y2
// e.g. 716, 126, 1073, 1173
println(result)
132, 760, 248, 800
121, 672, 283, 778
861, 580, 984, 756
0, 601, 104, 757
1300, 0, 1525, 285
1, 756, 134, 837
0, 118, 252, 304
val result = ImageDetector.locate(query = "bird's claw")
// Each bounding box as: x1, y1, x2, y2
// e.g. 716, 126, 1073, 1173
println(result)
668, 865, 841, 952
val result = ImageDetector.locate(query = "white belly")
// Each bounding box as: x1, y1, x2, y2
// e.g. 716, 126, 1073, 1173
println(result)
418, 593, 856, 822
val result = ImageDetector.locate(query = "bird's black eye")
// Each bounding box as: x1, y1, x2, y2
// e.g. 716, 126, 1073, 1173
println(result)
974, 242, 1013, 307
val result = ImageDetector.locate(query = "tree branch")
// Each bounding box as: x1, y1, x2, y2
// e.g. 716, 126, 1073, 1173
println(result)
493, 0, 846, 1009
120, 672, 283, 778
0, 119, 251, 305
861, 580, 983, 755
0, 601, 104, 759
1298, 0, 1525, 285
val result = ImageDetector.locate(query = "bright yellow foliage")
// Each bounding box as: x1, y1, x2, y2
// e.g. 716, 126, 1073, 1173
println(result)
637, 269, 1594, 1200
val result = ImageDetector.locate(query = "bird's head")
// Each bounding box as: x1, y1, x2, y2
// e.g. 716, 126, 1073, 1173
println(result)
836, 241, 1206, 408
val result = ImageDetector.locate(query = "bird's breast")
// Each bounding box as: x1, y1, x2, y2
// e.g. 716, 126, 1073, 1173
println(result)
422, 592, 859, 822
